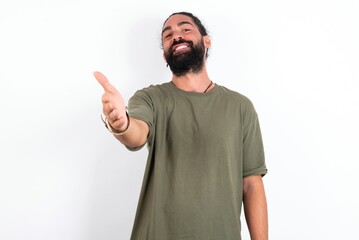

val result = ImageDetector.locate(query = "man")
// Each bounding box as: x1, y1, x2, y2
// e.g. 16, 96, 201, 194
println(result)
95, 12, 268, 240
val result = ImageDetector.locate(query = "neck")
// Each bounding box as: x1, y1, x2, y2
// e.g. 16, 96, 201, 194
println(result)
171, 68, 213, 93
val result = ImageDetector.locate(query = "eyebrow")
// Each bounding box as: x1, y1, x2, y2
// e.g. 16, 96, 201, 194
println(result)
161, 21, 194, 35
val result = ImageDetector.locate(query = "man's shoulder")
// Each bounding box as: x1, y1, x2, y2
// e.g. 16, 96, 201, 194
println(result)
217, 85, 253, 105
135, 82, 171, 94
130, 82, 172, 104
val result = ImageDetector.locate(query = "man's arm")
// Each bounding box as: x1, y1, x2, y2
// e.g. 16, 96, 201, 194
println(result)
113, 117, 149, 148
94, 71, 149, 148
243, 175, 268, 240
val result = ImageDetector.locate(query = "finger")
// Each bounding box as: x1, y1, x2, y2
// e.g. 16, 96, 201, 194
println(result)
108, 107, 127, 122
94, 71, 114, 92
108, 108, 122, 122
103, 102, 115, 116
101, 92, 112, 103
111, 115, 128, 131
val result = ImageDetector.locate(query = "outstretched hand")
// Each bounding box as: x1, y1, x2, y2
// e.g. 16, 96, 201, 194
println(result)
94, 71, 128, 132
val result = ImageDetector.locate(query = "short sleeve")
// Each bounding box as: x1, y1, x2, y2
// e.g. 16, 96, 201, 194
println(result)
126, 88, 155, 151
242, 100, 267, 177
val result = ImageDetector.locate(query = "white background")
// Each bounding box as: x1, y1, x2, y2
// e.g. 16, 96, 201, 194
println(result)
1, 0, 358, 239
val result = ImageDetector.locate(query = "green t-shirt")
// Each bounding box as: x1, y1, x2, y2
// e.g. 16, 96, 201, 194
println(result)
127, 82, 267, 240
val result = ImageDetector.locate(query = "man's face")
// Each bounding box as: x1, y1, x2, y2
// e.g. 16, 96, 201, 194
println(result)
161, 15, 209, 76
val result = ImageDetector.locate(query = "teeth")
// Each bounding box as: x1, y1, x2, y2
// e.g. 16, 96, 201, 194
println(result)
175, 45, 187, 51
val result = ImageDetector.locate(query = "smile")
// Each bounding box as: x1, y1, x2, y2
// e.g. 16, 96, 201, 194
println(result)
173, 43, 190, 53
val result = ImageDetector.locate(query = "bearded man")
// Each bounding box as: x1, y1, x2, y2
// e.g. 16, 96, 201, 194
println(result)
95, 12, 268, 240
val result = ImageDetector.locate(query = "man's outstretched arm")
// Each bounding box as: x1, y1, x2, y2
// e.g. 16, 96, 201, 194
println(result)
94, 71, 149, 148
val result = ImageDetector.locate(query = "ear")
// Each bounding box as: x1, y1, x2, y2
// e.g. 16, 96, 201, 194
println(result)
203, 35, 211, 48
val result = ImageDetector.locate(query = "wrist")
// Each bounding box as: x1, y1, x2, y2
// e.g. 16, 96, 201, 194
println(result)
101, 108, 130, 136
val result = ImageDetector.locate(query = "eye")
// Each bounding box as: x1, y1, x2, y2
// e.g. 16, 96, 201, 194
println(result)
182, 29, 190, 33
164, 33, 172, 39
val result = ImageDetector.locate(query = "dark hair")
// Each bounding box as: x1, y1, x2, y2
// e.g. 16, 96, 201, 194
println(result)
163, 12, 208, 37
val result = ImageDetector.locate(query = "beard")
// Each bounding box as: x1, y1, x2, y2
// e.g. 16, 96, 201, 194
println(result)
164, 38, 206, 77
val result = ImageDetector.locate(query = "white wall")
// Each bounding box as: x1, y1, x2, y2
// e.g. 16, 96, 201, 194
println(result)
1, 0, 358, 239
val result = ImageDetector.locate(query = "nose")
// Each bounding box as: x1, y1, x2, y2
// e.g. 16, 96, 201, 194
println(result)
173, 32, 183, 42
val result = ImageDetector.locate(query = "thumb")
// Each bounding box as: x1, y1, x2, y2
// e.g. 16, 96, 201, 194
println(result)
93, 71, 114, 92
